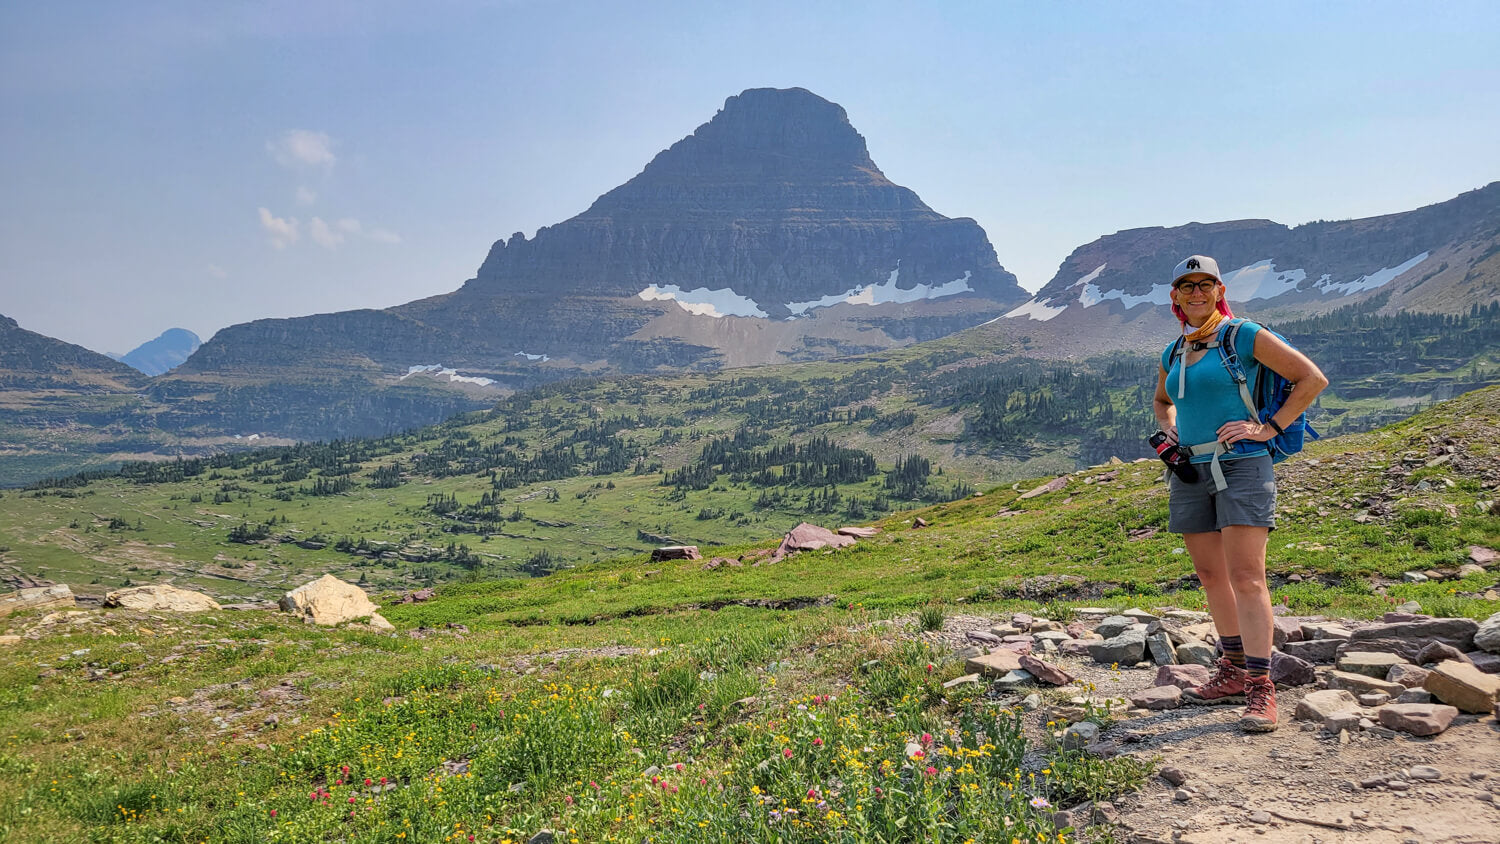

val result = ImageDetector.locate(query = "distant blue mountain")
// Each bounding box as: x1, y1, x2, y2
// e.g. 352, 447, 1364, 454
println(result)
111, 328, 202, 376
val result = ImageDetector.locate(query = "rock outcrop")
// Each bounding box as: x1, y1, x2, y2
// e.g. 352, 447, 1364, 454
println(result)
279, 575, 391, 628
0, 584, 75, 617
104, 585, 221, 612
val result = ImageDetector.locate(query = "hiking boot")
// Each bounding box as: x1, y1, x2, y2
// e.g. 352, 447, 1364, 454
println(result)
1183, 658, 1247, 705
1239, 675, 1279, 732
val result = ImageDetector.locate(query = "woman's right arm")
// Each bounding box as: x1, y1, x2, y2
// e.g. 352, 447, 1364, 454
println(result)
1153, 366, 1178, 444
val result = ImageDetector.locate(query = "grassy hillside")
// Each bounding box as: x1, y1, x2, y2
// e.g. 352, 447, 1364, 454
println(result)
0, 388, 1496, 842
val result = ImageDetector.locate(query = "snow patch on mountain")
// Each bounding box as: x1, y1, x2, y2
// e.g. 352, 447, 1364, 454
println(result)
1319, 252, 1430, 296
638, 285, 769, 318
514, 352, 550, 362
1080, 280, 1171, 309
997, 297, 1067, 322
1069, 264, 1108, 289
785, 267, 975, 316
401, 365, 496, 387
1222, 261, 1307, 300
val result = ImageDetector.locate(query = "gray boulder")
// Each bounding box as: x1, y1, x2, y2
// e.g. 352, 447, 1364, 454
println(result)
1088, 626, 1146, 665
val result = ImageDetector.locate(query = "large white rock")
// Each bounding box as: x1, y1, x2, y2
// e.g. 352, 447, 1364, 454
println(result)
279, 574, 387, 627
0, 584, 75, 617
105, 585, 221, 612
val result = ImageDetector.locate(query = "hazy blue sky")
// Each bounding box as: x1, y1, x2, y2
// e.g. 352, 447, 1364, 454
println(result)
3, 1, 1497, 353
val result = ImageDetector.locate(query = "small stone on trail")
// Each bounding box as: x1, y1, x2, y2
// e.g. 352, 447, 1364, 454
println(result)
1175, 640, 1216, 667
1019, 654, 1074, 685
1131, 685, 1182, 710
965, 651, 1022, 676
1173, 788, 1192, 802
1021, 693, 1041, 711
1159, 766, 1188, 786
1378, 703, 1459, 737
1248, 810, 1271, 824
1295, 689, 1360, 722
1394, 688, 1433, 704
1408, 765, 1442, 781
1270, 651, 1317, 687
1146, 632, 1177, 665
994, 670, 1034, 691
1154, 664, 1210, 689
1358, 692, 1390, 707
1061, 721, 1099, 751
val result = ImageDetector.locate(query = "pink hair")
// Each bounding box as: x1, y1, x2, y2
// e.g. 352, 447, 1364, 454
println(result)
1171, 282, 1234, 324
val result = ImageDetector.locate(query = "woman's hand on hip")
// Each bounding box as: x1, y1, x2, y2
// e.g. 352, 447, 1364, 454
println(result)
1216, 419, 1273, 445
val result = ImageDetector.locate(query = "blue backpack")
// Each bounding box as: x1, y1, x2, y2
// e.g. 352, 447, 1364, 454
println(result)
1168, 318, 1319, 465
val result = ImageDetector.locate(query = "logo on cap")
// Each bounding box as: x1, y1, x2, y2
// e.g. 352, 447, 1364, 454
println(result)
1185, 258, 1200, 270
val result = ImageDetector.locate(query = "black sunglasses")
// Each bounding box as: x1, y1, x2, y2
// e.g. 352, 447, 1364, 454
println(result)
1173, 279, 1219, 293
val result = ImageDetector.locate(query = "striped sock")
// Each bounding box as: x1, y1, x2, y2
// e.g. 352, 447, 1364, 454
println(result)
1218, 635, 1246, 669
1245, 655, 1272, 679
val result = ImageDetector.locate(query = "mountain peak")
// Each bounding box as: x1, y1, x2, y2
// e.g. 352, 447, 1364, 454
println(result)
579, 87, 904, 221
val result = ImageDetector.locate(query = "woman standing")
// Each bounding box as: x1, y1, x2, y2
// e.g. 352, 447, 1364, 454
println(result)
1152, 255, 1327, 732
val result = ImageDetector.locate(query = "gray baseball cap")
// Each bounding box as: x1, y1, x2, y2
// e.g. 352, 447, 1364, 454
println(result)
1172, 255, 1222, 284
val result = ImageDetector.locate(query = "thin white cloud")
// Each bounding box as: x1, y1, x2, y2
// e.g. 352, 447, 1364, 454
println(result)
257, 207, 300, 249
206, 263, 228, 279
307, 216, 400, 249
295, 185, 317, 205
309, 217, 343, 249
267, 130, 336, 168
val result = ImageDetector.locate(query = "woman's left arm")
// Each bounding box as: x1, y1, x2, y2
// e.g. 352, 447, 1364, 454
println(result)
1217, 330, 1329, 445
1252, 330, 1329, 432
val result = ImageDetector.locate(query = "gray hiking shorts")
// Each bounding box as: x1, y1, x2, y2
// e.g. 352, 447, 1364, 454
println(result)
1168, 454, 1276, 533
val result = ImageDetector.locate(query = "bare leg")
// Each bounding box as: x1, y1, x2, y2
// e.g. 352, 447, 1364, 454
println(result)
1183, 531, 1239, 638
1221, 525, 1274, 657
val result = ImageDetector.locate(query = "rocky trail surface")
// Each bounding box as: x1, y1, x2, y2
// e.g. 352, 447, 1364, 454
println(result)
896, 605, 1500, 844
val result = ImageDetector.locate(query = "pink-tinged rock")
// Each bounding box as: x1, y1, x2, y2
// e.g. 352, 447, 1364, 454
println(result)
1066, 621, 1090, 639
1294, 689, 1359, 721
836, 526, 879, 538
966, 630, 1001, 646
777, 523, 856, 554
1381, 612, 1429, 623
1424, 660, 1500, 713
1019, 654, 1075, 686
1325, 670, 1404, 697
1415, 641, 1472, 666
1270, 651, 1317, 687
1060, 639, 1092, 657
1469, 545, 1498, 565
1130, 685, 1183, 710
965, 651, 1023, 677
1018, 477, 1067, 499
1377, 703, 1459, 737
1272, 617, 1304, 646
1011, 613, 1035, 628
1154, 664, 1210, 690
1387, 663, 1431, 688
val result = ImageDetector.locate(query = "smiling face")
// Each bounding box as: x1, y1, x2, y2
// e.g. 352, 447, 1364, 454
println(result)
1172, 273, 1223, 325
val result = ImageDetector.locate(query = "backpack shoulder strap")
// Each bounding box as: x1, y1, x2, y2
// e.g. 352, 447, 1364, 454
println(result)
1168, 336, 1188, 399
1215, 319, 1258, 417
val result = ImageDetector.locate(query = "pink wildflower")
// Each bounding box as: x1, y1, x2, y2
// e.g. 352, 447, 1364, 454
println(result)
782, 748, 793, 759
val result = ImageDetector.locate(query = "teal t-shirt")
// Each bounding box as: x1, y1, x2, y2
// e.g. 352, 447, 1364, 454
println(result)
1160, 321, 1269, 464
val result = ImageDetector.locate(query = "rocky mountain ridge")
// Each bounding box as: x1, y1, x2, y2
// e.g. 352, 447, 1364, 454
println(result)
999, 181, 1500, 353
